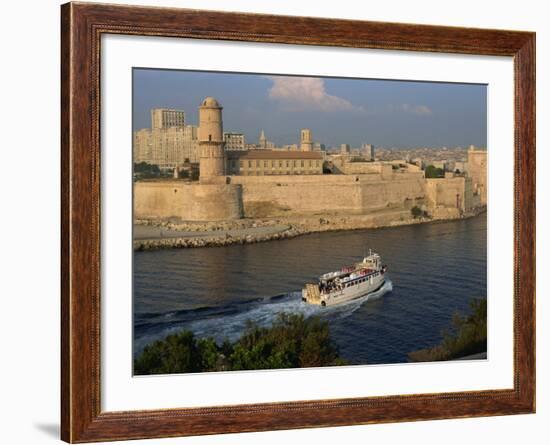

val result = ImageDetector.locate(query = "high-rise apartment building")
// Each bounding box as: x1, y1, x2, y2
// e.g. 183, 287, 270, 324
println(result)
133, 109, 199, 170
134, 128, 153, 163
151, 108, 185, 130
362, 143, 375, 160
224, 132, 246, 151
313, 142, 326, 151
182, 126, 199, 162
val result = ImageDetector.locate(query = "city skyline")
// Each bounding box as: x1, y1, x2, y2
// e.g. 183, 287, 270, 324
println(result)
133, 68, 487, 149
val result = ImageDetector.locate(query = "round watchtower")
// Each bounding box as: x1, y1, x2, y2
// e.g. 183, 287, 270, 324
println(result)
199, 97, 226, 182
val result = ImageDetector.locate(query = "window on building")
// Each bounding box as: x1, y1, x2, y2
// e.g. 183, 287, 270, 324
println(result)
301, 160, 304, 167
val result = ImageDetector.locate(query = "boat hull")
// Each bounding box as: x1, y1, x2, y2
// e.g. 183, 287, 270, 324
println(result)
303, 274, 386, 306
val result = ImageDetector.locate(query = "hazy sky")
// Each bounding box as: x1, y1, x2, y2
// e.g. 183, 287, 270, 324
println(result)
133, 68, 487, 149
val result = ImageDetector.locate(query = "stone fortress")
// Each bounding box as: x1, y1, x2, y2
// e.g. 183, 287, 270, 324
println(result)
134, 97, 487, 224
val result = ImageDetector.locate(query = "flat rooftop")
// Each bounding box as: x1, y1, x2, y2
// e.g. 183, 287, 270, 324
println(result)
227, 149, 323, 160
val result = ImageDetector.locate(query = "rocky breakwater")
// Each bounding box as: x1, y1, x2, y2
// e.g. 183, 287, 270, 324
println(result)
134, 226, 300, 251
134, 208, 426, 251
133, 206, 486, 251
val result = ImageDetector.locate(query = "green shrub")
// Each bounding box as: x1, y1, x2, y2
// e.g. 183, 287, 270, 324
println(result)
411, 206, 423, 218
134, 330, 202, 375
229, 313, 341, 370
425, 165, 445, 178
134, 313, 346, 375
408, 298, 487, 362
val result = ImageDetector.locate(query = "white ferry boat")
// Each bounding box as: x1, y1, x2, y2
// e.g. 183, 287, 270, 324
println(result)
302, 250, 388, 307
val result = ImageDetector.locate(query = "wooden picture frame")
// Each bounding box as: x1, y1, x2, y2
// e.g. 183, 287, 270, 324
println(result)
61, 2, 535, 442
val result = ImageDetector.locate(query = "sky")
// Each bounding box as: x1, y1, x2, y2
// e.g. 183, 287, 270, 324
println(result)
133, 68, 487, 149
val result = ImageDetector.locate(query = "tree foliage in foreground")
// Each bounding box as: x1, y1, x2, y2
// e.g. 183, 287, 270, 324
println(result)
134, 313, 346, 375
408, 298, 487, 362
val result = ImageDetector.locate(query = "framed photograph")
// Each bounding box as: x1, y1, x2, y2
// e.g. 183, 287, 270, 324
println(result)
61, 2, 535, 442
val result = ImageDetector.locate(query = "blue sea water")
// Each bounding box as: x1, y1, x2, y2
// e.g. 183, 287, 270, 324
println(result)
133, 214, 486, 365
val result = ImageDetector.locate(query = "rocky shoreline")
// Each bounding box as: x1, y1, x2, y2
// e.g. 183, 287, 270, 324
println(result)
134, 207, 486, 251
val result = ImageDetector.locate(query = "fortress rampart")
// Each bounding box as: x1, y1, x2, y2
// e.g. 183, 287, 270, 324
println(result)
134, 172, 435, 222
134, 182, 243, 221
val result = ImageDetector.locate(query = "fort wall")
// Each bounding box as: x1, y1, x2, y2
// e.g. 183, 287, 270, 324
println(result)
425, 177, 474, 212
231, 173, 425, 218
134, 172, 428, 221
238, 181, 363, 217
328, 159, 401, 179
134, 182, 242, 221
359, 178, 425, 212
467, 149, 487, 205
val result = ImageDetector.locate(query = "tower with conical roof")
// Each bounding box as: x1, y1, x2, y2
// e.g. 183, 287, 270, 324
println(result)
259, 129, 267, 149
199, 97, 226, 181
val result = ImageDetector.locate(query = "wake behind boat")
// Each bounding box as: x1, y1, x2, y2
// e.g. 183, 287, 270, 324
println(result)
302, 250, 388, 307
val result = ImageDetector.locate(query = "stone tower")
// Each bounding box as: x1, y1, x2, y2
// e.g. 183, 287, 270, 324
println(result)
300, 129, 313, 152
467, 145, 487, 205
259, 129, 267, 149
199, 97, 225, 182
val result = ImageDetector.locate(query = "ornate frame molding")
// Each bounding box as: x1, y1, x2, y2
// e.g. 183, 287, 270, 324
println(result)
61, 2, 535, 442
